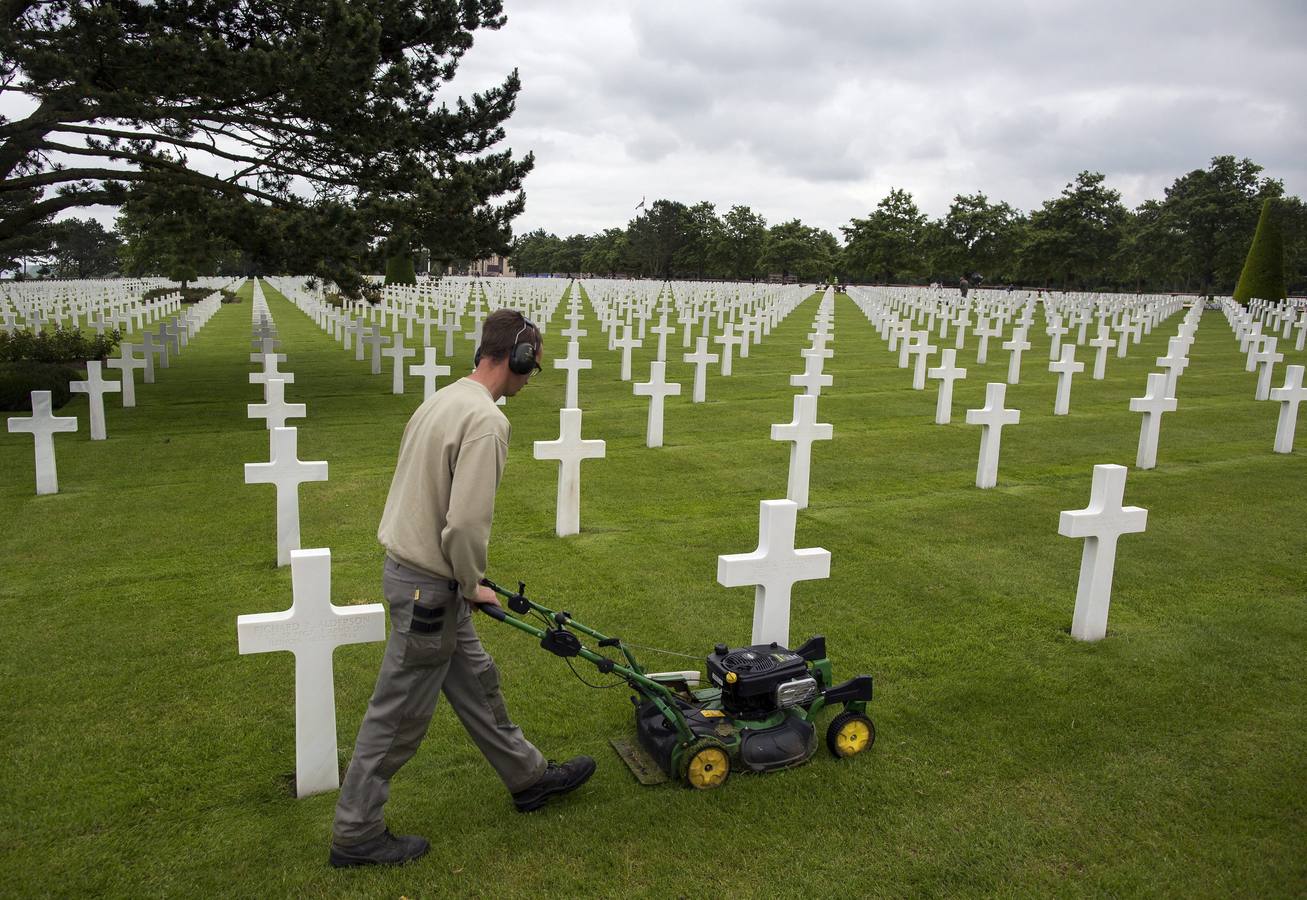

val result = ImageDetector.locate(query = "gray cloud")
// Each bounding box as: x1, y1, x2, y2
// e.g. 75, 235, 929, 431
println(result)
434, 1, 1307, 236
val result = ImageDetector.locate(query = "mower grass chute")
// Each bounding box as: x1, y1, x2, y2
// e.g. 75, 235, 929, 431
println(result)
478, 577, 876, 790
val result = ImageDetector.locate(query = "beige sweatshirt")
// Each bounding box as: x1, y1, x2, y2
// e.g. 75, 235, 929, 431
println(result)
377, 377, 509, 599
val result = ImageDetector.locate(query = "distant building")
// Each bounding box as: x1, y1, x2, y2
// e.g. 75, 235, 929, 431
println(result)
447, 254, 514, 277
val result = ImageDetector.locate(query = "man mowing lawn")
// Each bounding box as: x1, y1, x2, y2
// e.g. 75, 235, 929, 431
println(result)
330, 309, 596, 869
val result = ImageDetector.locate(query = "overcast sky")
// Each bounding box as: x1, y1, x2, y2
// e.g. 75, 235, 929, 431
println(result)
447, 0, 1307, 239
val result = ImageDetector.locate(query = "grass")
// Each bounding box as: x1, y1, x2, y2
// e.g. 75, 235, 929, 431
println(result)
1, 279, 1304, 898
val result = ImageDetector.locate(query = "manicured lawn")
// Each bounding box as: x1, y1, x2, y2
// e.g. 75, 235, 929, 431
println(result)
1, 279, 1303, 897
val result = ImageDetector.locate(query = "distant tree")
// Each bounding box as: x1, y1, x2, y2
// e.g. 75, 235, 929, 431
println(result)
550, 233, 591, 276
1017, 171, 1127, 289
627, 200, 689, 278
49, 218, 121, 278
715, 205, 768, 281
1115, 200, 1183, 292
511, 229, 562, 275
580, 228, 628, 277
384, 253, 417, 286
1277, 195, 1307, 294
936, 193, 1022, 282
1233, 198, 1287, 303
761, 219, 837, 282
672, 201, 723, 278
1160, 156, 1283, 296
841, 188, 928, 283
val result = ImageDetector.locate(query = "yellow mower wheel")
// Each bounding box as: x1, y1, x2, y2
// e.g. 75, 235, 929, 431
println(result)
681, 738, 731, 789
827, 711, 875, 759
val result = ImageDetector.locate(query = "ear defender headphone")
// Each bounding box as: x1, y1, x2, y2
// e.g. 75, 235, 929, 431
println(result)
473, 312, 539, 375
508, 314, 539, 375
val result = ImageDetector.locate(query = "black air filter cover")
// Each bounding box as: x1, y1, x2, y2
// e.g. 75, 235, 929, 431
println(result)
706, 642, 810, 717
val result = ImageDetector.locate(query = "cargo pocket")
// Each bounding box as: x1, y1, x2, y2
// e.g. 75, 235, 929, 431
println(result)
477, 662, 513, 728
402, 589, 454, 668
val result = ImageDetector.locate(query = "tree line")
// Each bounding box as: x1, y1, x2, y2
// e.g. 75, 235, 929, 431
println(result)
513, 157, 1306, 296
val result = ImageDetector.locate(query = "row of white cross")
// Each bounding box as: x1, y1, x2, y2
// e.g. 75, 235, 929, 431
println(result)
5, 294, 227, 493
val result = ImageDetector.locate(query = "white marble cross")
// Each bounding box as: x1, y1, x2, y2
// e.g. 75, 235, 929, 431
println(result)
909, 330, 938, 391
439, 320, 461, 359
717, 499, 831, 647
237, 547, 385, 797
633, 360, 681, 448
650, 315, 676, 362
106, 343, 146, 408
139, 332, 162, 383
244, 426, 329, 566
363, 326, 390, 375
348, 319, 368, 358
1269, 364, 1306, 454
965, 382, 1021, 489
409, 346, 451, 401
1002, 328, 1030, 385
1049, 343, 1085, 415
533, 407, 606, 536
927, 348, 968, 424
248, 378, 306, 430
614, 325, 642, 381
68, 360, 121, 440
1058, 464, 1147, 642
382, 332, 416, 394
1129, 372, 1178, 469
973, 317, 999, 365
1252, 336, 1284, 401
250, 353, 295, 393
7, 390, 78, 494
1046, 319, 1069, 361
553, 340, 592, 409
683, 337, 719, 403
715, 324, 743, 376
791, 350, 833, 397
1155, 338, 1189, 399
1088, 326, 1116, 381
770, 393, 832, 509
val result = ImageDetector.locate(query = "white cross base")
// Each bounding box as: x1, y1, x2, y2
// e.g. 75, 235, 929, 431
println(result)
1058, 464, 1147, 642
237, 548, 386, 797
718, 499, 831, 647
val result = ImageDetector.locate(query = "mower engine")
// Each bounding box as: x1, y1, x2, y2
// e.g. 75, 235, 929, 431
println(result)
706, 642, 818, 718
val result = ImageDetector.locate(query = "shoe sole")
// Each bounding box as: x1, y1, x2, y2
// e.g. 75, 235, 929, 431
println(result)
513, 759, 597, 812
328, 845, 430, 869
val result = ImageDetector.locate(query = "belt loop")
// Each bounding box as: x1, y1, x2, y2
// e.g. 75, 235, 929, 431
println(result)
449, 579, 459, 591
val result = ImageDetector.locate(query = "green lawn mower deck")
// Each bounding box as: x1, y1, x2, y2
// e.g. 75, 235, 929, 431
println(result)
479, 578, 875, 790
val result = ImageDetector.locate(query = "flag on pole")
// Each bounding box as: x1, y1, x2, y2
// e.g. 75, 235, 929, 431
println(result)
635, 196, 646, 211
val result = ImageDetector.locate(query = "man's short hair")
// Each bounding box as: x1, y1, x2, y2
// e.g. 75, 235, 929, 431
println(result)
478, 308, 542, 363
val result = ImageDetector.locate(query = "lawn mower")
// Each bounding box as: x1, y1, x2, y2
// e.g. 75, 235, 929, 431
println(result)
478, 578, 876, 789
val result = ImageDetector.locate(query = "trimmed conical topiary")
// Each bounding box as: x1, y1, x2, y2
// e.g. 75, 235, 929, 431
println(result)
384, 253, 417, 286
1233, 198, 1286, 303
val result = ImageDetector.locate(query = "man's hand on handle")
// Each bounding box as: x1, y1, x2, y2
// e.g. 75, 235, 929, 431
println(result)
468, 584, 502, 609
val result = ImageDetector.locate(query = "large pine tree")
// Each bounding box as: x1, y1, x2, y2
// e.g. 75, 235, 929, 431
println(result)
1, 1, 532, 283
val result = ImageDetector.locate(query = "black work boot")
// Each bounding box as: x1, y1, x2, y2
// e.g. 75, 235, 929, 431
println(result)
512, 756, 597, 812
329, 829, 430, 868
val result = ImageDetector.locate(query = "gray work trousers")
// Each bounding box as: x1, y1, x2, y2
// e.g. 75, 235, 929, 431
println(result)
332, 557, 546, 846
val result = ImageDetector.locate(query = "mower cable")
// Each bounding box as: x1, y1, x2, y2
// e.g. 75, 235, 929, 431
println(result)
618, 641, 701, 661
563, 656, 627, 690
